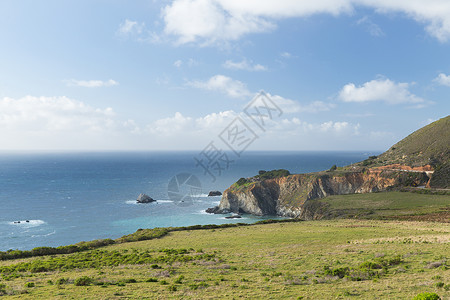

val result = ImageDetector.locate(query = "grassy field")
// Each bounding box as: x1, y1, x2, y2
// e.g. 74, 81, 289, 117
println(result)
316, 191, 450, 222
0, 192, 449, 299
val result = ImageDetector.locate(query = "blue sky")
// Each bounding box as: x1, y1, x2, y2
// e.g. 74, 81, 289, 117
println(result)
0, 0, 449, 151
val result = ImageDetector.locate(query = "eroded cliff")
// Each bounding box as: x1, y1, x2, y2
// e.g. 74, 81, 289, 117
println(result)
209, 168, 431, 219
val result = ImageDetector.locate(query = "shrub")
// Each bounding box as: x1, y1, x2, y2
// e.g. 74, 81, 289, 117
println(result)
174, 275, 184, 284
24, 282, 35, 288
236, 178, 249, 186
329, 165, 337, 171
56, 278, 68, 285
74, 276, 93, 286
323, 266, 350, 278
257, 169, 290, 180
168, 285, 177, 291
146, 277, 158, 282
360, 261, 382, 270
412, 292, 441, 300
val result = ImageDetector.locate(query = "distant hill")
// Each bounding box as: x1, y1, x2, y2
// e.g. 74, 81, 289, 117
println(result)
376, 115, 449, 167
358, 116, 449, 188
208, 116, 449, 218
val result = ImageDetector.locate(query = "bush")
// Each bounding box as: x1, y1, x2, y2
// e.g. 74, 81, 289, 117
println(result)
56, 278, 68, 285
146, 277, 158, 282
236, 178, 249, 186
257, 169, 290, 180
74, 276, 93, 286
24, 282, 35, 288
168, 285, 177, 291
329, 165, 337, 171
412, 292, 441, 300
174, 275, 184, 284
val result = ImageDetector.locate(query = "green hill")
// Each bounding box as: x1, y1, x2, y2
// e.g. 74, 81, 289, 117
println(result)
376, 115, 449, 167
354, 115, 449, 188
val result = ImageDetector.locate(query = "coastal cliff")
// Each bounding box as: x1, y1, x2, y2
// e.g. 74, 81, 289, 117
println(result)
210, 168, 430, 219
207, 116, 448, 219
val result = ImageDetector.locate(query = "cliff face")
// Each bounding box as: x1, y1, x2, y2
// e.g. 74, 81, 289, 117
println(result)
213, 169, 430, 219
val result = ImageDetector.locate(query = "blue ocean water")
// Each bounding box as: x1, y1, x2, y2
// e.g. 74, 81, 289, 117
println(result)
0, 151, 376, 251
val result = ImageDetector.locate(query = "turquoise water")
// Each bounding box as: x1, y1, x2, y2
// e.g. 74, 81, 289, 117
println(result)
0, 151, 376, 251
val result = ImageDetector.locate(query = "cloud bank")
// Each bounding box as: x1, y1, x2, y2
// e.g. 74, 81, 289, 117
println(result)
160, 0, 450, 45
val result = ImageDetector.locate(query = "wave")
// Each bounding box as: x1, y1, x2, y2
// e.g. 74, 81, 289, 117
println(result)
193, 193, 212, 198
31, 230, 56, 238
8, 220, 46, 227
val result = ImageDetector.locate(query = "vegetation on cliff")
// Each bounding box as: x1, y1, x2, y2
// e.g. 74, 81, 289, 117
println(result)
234, 169, 291, 188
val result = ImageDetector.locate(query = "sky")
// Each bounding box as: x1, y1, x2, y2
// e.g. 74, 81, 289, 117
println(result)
0, 0, 449, 151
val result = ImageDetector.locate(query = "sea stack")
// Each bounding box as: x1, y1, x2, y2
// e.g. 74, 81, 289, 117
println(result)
136, 193, 155, 203
208, 191, 222, 196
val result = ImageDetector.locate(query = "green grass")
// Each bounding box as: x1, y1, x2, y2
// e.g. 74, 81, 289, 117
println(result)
0, 192, 448, 299
315, 191, 450, 220
0, 219, 448, 298
376, 115, 449, 167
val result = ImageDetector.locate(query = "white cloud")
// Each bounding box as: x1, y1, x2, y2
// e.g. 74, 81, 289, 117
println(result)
362, 0, 450, 43
356, 16, 385, 37
268, 94, 335, 114
0, 96, 115, 132
187, 74, 251, 98
116, 19, 162, 43
0, 96, 125, 150
148, 112, 194, 136
186, 78, 335, 113
338, 77, 425, 105
160, 0, 450, 44
65, 79, 118, 88
162, 0, 276, 45
117, 19, 145, 36
223, 59, 267, 71
173, 58, 199, 68
433, 73, 450, 86
173, 60, 183, 67
280, 52, 292, 58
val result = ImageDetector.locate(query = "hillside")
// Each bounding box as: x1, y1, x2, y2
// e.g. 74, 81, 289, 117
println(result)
208, 117, 450, 217
376, 115, 449, 167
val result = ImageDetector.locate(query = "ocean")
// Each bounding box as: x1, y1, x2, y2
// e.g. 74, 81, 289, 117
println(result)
0, 151, 376, 251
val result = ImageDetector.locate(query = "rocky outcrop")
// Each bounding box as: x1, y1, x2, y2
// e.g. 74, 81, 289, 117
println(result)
208, 169, 431, 219
208, 191, 222, 196
136, 193, 155, 203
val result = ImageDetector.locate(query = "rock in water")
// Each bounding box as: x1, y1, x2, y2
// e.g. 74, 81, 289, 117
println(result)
208, 191, 222, 196
205, 206, 229, 214
225, 214, 242, 219
136, 193, 155, 203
